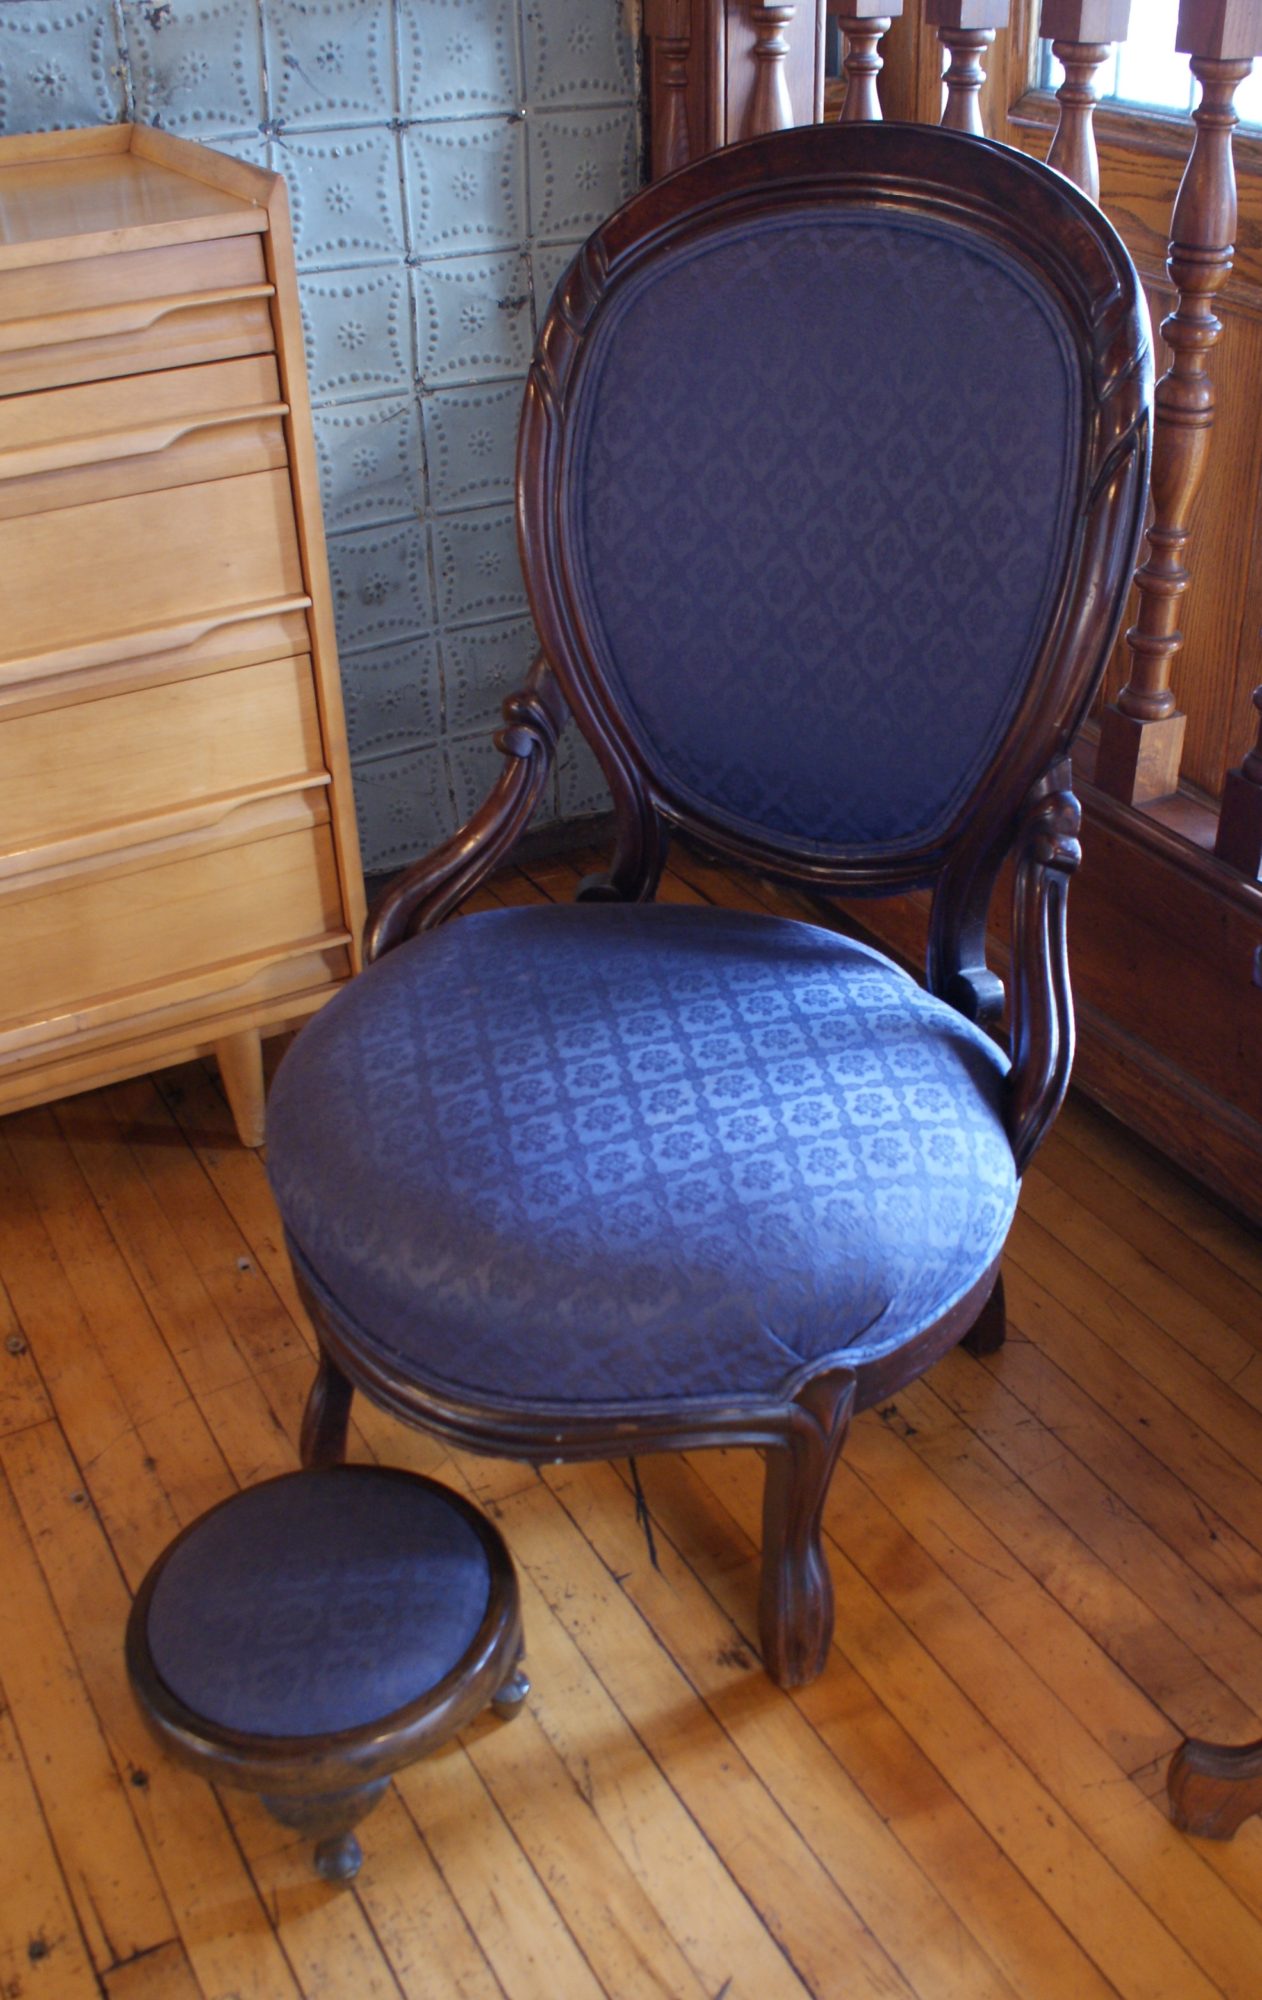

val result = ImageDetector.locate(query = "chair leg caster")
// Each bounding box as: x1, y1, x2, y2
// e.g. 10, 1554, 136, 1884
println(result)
491, 1666, 530, 1719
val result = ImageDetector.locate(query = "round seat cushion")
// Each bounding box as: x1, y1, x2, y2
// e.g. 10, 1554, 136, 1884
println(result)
267, 904, 1018, 1413
143, 1469, 493, 1737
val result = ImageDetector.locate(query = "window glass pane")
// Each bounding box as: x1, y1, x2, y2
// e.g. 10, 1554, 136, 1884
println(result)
1039, 7, 1262, 128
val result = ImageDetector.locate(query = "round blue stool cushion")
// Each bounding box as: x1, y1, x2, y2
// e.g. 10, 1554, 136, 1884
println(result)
144, 1469, 492, 1737
266, 905, 1018, 1412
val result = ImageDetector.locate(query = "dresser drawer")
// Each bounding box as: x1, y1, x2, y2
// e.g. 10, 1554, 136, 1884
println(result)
0, 654, 325, 868
0, 469, 306, 683
0, 356, 288, 520
0, 235, 273, 393
0, 798, 344, 1041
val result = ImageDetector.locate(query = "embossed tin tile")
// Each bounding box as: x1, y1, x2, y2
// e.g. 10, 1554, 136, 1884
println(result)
443, 612, 537, 734
0, 1, 123, 131
301, 263, 411, 400
424, 380, 518, 514
412, 251, 532, 387
397, 0, 520, 121
433, 504, 526, 627
314, 393, 424, 531
276, 125, 405, 269
523, 0, 633, 108
404, 116, 525, 258
125, 0, 265, 137
557, 723, 613, 821
528, 106, 637, 242
531, 237, 581, 329
352, 742, 453, 873
263, 0, 395, 126
328, 517, 434, 653
342, 634, 443, 758
445, 728, 506, 828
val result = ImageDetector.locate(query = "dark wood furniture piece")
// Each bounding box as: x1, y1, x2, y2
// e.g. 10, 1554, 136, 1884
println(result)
1169, 1735, 1262, 1841
265, 121, 1152, 1689
125, 1467, 528, 1881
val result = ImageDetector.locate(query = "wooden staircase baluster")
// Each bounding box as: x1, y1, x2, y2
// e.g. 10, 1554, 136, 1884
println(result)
647, 0, 694, 178
1213, 684, 1262, 876
925, 1, 1011, 136
1040, 0, 1132, 202
830, 4, 904, 120
1095, 0, 1262, 806
748, 1, 798, 135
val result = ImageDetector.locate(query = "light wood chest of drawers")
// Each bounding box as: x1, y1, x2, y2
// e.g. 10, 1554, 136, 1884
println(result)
0, 124, 366, 1146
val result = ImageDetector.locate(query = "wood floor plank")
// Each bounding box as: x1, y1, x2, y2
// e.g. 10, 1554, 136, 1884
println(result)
0, 1698, 100, 1999
0, 1460, 172, 1974
602, 1456, 1115, 2000
680, 1452, 1236, 2000
0, 1421, 302, 2000
104, 1939, 205, 2000
344, 1788, 506, 2000
0, 1267, 51, 1438
891, 1371, 1259, 1745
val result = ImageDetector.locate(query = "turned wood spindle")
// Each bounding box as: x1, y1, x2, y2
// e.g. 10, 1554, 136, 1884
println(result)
925, 1, 1011, 136
1040, 1, 1132, 202
1096, 0, 1262, 807
830, 4, 904, 121
1213, 684, 1262, 875
646, 0, 693, 178
748, 1, 798, 136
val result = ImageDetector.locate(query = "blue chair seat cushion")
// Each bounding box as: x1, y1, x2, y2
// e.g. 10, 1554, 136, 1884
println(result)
144, 1469, 493, 1738
267, 905, 1018, 1412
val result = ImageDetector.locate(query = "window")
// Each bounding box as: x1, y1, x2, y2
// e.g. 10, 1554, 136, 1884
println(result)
1040, 0, 1262, 126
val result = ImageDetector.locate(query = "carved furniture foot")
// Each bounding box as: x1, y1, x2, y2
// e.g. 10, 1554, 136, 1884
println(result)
1168, 1735, 1262, 1839
961, 1272, 1007, 1356
126, 1466, 527, 1882
759, 1374, 856, 1687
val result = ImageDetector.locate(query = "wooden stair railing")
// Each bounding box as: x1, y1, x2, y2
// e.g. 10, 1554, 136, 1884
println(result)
831, 4, 904, 119
926, 0, 1012, 134
1040, 0, 1132, 202
1094, 0, 1262, 806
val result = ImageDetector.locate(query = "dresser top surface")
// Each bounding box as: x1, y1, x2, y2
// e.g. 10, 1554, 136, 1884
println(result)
0, 127, 270, 272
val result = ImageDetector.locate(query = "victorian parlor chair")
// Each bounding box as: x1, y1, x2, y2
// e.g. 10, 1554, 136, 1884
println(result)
266, 122, 1151, 1687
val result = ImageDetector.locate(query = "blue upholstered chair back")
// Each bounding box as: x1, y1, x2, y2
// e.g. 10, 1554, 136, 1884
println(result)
564, 207, 1081, 857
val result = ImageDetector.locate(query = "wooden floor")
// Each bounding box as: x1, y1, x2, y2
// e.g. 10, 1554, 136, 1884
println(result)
3, 844, 1262, 2000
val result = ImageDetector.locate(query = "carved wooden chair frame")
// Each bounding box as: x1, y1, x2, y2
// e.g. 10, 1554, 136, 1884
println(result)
300, 122, 1151, 1686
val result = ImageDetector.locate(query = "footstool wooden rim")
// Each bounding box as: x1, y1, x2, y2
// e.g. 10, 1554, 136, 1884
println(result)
126, 1465, 526, 1880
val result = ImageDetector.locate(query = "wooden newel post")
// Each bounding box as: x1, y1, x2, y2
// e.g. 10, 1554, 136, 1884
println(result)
1096, 0, 1262, 807
1040, 0, 1132, 202
1214, 685, 1262, 875
924, 0, 1011, 135
645, 0, 693, 179
830, 3, 905, 119
747, 1, 798, 134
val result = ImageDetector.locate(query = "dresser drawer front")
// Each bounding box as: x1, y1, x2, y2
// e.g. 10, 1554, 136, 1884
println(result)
0, 654, 325, 866
0, 813, 344, 1037
0, 469, 307, 678
0, 236, 273, 394
0, 356, 288, 519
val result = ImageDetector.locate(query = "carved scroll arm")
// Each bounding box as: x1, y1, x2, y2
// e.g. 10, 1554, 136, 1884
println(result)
365, 657, 569, 963
1006, 759, 1082, 1175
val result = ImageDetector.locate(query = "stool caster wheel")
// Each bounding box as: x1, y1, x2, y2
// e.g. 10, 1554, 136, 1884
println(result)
315, 1831, 363, 1883
492, 1667, 530, 1719
262, 1778, 388, 1884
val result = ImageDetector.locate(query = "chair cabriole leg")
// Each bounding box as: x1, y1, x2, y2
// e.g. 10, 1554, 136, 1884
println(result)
961, 1271, 1006, 1356
758, 1372, 856, 1687
300, 1345, 354, 1468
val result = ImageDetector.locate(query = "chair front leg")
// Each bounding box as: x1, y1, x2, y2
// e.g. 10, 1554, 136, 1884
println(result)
300, 1344, 354, 1468
759, 1371, 857, 1687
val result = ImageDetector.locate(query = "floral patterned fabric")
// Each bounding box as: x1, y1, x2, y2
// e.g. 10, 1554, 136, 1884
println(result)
570, 209, 1081, 854
267, 906, 1017, 1410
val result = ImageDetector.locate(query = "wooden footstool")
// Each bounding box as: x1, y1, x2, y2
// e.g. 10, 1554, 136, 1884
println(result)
126, 1465, 528, 1881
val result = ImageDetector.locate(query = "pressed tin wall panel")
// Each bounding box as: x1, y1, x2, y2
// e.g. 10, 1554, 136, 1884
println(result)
0, 0, 635, 870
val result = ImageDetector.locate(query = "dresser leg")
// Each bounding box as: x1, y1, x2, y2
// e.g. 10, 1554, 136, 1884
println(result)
216, 1030, 267, 1148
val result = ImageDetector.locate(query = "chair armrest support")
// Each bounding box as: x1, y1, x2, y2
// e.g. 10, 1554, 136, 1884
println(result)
1006, 758, 1082, 1175
364, 658, 569, 962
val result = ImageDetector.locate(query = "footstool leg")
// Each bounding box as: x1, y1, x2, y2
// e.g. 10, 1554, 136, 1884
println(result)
492, 1663, 531, 1719
260, 1777, 389, 1883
